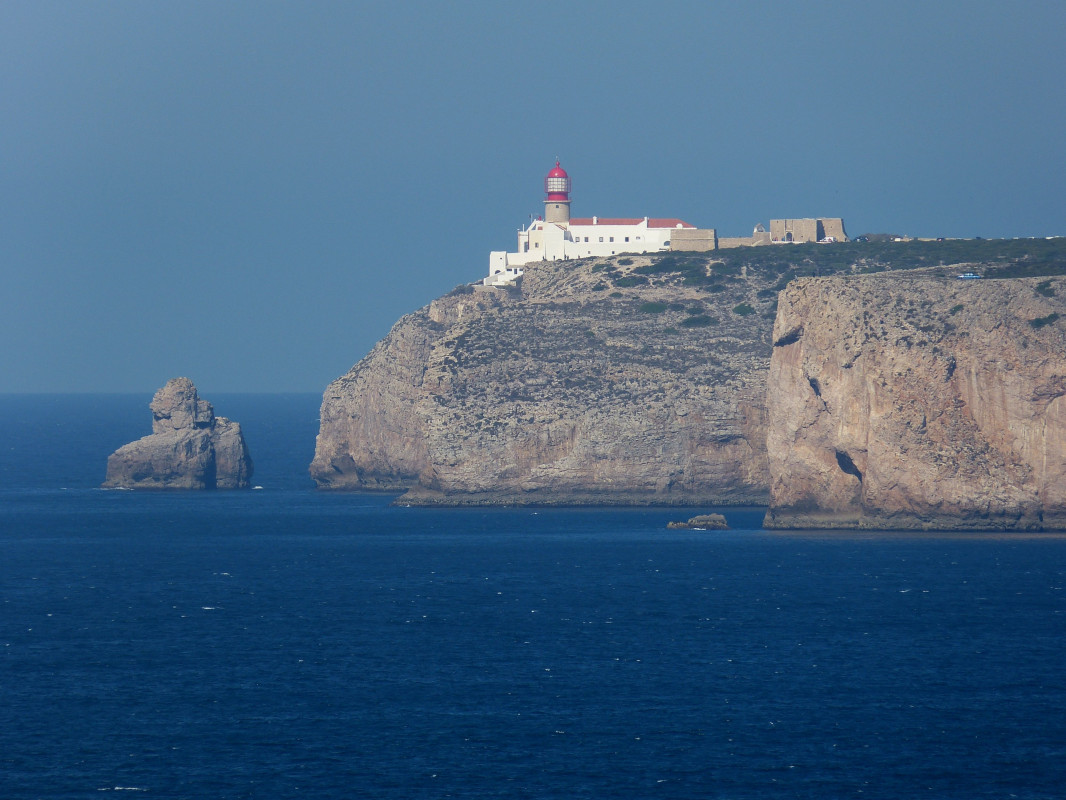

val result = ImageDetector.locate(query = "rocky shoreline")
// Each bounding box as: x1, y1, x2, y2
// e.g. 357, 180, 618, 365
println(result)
311, 243, 1066, 529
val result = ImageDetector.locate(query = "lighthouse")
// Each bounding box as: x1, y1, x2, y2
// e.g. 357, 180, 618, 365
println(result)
484, 160, 698, 286
544, 161, 571, 224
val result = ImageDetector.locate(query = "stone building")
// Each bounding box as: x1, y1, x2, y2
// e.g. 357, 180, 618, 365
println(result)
713, 219, 849, 249
769, 218, 848, 244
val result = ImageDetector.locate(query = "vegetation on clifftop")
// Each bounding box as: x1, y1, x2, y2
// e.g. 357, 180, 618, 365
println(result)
624, 236, 1066, 287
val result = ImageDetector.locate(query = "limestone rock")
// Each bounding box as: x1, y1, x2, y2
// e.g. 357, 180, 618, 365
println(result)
666, 513, 730, 530
150, 376, 214, 433
103, 378, 253, 489
764, 276, 1066, 530
311, 257, 774, 505
311, 241, 1066, 509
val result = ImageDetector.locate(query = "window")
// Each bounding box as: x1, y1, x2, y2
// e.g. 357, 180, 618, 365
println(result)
609, 237, 614, 242
598, 237, 604, 242
625, 237, 630, 242
523, 243, 529, 252
535, 242, 539, 248
546, 176, 568, 193
584, 237, 589, 242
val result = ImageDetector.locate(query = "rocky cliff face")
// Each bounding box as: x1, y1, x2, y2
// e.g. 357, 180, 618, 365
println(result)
104, 378, 253, 489
764, 275, 1066, 530
311, 254, 778, 504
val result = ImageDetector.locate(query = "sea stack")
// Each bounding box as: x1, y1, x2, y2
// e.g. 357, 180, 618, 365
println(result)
103, 378, 253, 489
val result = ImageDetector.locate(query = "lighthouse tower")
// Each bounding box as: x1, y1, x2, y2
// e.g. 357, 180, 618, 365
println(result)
544, 161, 571, 224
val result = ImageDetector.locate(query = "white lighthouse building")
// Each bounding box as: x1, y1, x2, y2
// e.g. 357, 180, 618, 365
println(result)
485, 162, 696, 286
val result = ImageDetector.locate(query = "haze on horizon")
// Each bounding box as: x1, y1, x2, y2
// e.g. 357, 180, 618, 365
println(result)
3, 1, 1064, 393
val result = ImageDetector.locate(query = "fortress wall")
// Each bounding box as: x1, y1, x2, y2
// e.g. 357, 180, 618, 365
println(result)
770, 218, 821, 243
718, 236, 756, 249
670, 228, 717, 252
820, 218, 848, 241
769, 218, 848, 243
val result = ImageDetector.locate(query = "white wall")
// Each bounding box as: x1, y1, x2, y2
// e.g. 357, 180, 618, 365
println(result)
561, 219, 681, 259
489, 218, 688, 279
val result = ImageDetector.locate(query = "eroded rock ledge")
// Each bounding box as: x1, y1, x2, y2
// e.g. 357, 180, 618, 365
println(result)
104, 378, 253, 490
764, 276, 1066, 530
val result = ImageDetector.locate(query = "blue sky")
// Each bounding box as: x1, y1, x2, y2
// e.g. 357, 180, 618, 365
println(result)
3, 1, 1064, 392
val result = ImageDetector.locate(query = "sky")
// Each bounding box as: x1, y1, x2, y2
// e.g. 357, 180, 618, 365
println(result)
3, 1, 1064, 393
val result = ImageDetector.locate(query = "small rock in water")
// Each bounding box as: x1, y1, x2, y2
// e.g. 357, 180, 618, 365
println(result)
102, 377, 253, 490
666, 513, 729, 530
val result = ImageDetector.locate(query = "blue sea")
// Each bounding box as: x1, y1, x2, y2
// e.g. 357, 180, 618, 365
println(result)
2, 395, 1065, 799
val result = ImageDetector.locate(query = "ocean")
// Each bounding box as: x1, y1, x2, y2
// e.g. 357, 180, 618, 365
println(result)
1, 394, 1064, 799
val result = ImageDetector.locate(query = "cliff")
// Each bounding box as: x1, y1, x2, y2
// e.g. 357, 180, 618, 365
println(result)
104, 378, 254, 490
764, 275, 1066, 530
312, 237, 1066, 509
311, 253, 777, 504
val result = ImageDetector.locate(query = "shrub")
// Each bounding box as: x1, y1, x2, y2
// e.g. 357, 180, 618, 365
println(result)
733, 303, 755, 316
682, 273, 713, 286
1036, 280, 1056, 297
617, 257, 634, 266
681, 315, 718, 327
636, 254, 709, 279
614, 275, 648, 287
1030, 313, 1060, 329
609, 291, 623, 298
639, 301, 668, 314
949, 304, 964, 315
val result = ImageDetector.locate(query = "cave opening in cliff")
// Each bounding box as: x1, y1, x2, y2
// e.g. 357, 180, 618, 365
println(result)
835, 450, 863, 483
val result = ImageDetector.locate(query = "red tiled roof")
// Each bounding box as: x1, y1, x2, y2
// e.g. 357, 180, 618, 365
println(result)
647, 218, 696, 229
569, 217, 695, 228
570, 217, 640, 226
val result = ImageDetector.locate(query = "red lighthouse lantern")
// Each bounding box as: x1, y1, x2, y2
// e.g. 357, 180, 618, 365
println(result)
543, 161, 571, 223
545, 161, 571, 201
